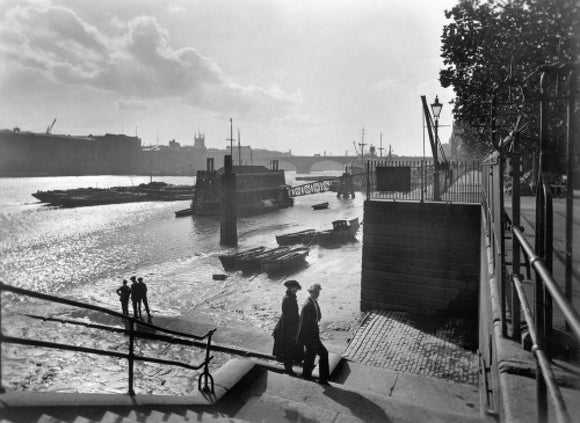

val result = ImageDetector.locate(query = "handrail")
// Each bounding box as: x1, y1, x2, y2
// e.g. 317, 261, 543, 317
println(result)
483, 154, 577, 423
0, 282, 216, 395
512, 227, 580, 341
512, 275, 571, 423
0, 282, 215, 341
2, 335, 213, 372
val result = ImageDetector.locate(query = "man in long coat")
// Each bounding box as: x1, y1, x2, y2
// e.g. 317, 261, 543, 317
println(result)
297, 283, 329, 384
272, 280, 302, 375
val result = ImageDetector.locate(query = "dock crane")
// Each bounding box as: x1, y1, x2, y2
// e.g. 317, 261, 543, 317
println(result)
46, 118, 57, 134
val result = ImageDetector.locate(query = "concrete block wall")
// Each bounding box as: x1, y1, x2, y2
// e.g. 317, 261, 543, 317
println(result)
361, 201, 481, 315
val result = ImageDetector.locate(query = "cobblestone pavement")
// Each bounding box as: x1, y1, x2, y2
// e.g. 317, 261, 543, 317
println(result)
343, 310, 479, 385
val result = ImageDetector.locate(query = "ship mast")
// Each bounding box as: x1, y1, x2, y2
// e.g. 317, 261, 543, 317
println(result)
226, 118, 235, 158
237, 128, 241, 166
358, 127, 366, 163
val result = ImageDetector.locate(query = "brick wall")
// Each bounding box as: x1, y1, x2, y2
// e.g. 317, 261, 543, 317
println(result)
361, 201, 480, 315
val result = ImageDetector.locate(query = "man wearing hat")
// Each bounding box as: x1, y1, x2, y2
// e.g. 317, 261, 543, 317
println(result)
129, 276, 142, 319
272, 280, 302, 375
297, 283, 329, 384
137, 277, 152, 321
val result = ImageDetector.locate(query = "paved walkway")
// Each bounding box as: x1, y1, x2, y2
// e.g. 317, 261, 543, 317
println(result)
343, 310, 479, 385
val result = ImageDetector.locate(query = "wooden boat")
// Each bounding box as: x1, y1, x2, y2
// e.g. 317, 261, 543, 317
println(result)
175, 208, 194, 217
219, 246, 267, 271
275, 218, 360, 246
237, 246, 290, 274
312, 202, 329, 210
262, 247, 310, 275
276, 229, 317, 246
316, 218, 360, 245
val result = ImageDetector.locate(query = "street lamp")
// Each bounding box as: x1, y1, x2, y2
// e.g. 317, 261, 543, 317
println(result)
430, 95, 443, 122
430, 95, 443, 201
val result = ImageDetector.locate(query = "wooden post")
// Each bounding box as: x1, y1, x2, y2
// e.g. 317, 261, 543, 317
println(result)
220, 155, 238, 246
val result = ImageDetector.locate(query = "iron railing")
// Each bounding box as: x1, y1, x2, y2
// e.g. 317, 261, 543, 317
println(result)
365, 160, 482, 203
483, 152, 579, 423
0, 282, 217, 395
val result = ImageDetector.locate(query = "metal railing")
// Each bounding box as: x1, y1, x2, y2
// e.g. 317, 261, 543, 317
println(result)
365, 160, 482, 203
483, 152, 580, 423
0, 282, 217, 395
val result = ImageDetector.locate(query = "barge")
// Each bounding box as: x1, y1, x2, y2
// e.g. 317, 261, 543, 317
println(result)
32, 181, 194, 207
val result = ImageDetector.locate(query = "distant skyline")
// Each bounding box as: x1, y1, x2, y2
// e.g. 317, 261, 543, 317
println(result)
0, 0, 457, 157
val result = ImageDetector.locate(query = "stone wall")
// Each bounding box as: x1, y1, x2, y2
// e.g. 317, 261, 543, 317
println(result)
361, 200, 480, 315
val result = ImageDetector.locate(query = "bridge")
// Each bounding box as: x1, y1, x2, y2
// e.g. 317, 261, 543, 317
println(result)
255, 155, 359, 173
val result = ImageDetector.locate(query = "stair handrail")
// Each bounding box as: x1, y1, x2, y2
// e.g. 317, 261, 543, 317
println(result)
0, 282, 216, 395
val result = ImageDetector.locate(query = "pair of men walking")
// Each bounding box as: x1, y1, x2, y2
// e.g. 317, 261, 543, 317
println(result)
116, 276, 151, 320
272, 280, 329, 385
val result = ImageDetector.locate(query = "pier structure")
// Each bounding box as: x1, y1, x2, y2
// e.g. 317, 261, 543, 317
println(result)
219, 154, 237, 247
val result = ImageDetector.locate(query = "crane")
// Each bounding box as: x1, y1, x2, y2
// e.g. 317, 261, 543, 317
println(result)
46, 118, 57, 134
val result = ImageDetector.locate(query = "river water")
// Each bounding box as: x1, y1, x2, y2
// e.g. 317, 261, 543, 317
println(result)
0, 173, 364, 395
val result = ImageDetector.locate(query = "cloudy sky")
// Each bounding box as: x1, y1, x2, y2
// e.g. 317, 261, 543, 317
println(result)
0, 0, 457, 156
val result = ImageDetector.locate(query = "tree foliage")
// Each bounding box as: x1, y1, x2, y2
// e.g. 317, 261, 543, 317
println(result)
440, 0, 579, 165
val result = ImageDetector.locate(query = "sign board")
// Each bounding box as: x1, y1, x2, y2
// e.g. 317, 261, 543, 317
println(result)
376, 167, 411, 192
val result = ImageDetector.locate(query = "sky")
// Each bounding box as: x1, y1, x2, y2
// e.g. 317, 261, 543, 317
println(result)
0, 0, 458, 157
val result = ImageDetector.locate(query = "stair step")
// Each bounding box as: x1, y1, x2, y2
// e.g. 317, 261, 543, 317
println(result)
98, 411, 138, 423
71, 417, 97, 423
184, 410, 250, 422
222, 367, 483, 423
333, 360, 480, 417
37, 415, 67, 423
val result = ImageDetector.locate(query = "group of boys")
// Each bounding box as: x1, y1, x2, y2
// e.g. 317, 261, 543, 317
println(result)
116, 276, 151, 320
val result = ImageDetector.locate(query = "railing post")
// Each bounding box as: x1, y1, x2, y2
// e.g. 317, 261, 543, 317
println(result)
493, 157, 507, 337
420, 161, 424, 203
198, 330, 214, 394
565, 69, 576, 332
535, 71, 548, 423
128, 318, 135, 396
510, 153, 521, 341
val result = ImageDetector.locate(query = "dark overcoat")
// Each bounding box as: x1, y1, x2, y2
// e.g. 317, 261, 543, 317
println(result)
272, 291, 299, 360
297, 296, 320, 347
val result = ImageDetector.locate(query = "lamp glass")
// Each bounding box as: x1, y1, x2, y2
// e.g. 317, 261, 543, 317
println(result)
431, 96, 443, 119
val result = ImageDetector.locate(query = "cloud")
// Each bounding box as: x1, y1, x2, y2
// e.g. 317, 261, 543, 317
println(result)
0, 3, 298, 118
117, 99, 148, 111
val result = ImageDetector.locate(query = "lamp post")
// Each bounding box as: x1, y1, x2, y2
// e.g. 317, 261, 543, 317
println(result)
430, 95, 443, 200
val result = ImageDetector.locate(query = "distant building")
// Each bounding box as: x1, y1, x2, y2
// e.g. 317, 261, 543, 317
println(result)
0, 127, 296, 177
139, 132, 207, 176
0, 128, 141, 176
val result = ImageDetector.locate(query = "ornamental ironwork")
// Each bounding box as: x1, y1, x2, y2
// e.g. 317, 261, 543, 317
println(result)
287, 180, 334, 197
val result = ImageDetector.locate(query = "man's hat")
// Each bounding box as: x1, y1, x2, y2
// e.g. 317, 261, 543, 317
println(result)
283, 280, 301, 289
307, 283, 322, 292
130, 276, 136, 281
138, 277, 143, 282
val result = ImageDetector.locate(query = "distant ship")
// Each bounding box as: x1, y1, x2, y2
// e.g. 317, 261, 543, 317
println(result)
191, 163, 293, 216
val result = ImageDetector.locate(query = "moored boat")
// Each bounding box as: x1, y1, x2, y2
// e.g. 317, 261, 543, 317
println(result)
237, 246, 291, 274
262, 247, 310, 275
275, 218, 360, 246
32, 181, 195, 207
312, 202, 329, 210
276, 229, 317, 246
175, 208, 194, 217
219, 246, 267, 271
